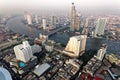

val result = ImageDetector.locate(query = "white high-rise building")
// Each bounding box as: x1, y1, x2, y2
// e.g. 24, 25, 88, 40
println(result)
42, 19, 47, 30
96, 45, 107, 61
94, 18, 107, 36
35, 15, 39, 24
63, 35, 87, 57
26, 14, 32, 25
14, 41, 33, 62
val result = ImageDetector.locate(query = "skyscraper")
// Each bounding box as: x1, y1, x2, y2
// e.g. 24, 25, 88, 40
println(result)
63, 35, 87, 57
84, 18, 89, 28
26, 13, 32, 25
35, 15, 39, 24
14, 41, 33, 63
70, 3, 76, 31
57, 17, 61, 25
94, 18, 107, 36
75, 13, 81, 31
51, 16, 56, 28
82, 18, 89, 34
42, 19, 47, 30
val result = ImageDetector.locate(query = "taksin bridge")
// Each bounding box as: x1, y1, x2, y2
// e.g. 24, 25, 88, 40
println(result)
43, 24, 69, 37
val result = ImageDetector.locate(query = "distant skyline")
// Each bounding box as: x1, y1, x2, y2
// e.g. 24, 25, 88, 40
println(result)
0, 0, 120, 15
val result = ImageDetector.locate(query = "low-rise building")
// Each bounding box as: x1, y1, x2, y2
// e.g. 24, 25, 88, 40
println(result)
82, 57, 102, 76
44, 40, 55, 52
31, 44, 42, 54
33, 63, 50, 77
106, 54, 120, 66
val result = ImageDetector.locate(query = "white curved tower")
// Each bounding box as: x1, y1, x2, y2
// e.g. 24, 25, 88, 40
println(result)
63, 35, 87, 57
42, 19, 47, 30
14, 41, 33, 62
26, 14, 32, 25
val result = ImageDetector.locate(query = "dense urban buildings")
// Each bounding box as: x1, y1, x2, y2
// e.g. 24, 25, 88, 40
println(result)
0, 1, 120, 80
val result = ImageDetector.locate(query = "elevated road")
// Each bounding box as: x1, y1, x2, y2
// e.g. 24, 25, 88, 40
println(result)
43, 24, 69, 37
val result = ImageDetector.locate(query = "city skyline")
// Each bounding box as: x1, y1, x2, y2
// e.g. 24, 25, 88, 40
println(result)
0, 0, 120, 15
0, 0, 120, 80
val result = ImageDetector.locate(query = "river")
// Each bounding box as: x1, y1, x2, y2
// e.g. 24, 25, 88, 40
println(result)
6, 16, 120, 55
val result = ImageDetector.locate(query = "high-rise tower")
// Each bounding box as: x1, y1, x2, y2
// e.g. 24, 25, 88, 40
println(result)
26, 13, 32, 25
94, 18, 107, 37
63, 35, 87, 57
51, 16, 56, 28
42, 19, 47, 30
70, 3, 76, 31
75, 13, 81, 31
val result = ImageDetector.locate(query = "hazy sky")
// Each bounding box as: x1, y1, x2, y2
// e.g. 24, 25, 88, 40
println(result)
0, 0, 120, 15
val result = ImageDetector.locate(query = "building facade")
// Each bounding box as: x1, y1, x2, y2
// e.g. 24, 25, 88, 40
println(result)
63, 35, 87, 57
14, 41, 33, 62
94, 18, 107, 36
70, 3, 76, 31
42, 19, 47, 30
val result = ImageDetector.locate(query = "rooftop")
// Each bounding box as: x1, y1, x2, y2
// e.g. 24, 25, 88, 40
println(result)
33, 63, 50, 77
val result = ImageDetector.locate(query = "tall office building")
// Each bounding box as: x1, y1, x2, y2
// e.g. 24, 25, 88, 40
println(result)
70, 3, 76, 31
42, 19, 47, 30
94, 18, 107, 36
14, 41, 33, 62
82, 18, 89, 34
96, 45, 107, 61
26, 14, 32, 25
84, 18, 89, 28
75, 13, 81, 31
51, 16, 56, 28
35, 15, 39, 24
63, 35, 87, 57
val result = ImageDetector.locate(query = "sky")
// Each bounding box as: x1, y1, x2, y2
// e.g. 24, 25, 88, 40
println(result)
0, 0, 120, 15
